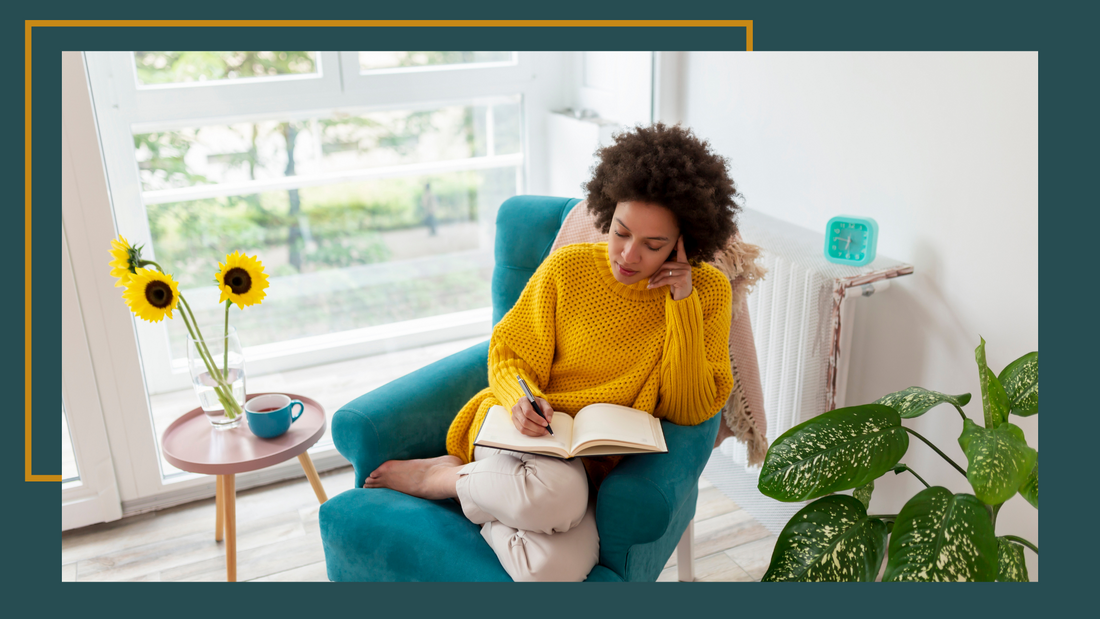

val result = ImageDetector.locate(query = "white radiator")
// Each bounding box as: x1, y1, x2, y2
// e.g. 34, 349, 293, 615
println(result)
703, 208, 914, 534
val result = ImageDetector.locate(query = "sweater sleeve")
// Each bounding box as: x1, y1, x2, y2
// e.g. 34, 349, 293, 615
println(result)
487, 257, 559, 413
654, 268, 734, 426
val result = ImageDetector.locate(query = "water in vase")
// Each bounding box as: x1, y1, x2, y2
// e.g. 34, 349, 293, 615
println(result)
193, 367, 246, 422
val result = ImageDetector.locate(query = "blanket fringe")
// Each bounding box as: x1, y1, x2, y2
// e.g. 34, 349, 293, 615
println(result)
710, 237, 767, 321
711, 235, 769, 464
719, 354, 769, 466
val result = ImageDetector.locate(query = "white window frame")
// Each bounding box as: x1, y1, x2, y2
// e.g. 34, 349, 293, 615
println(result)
350, 51, 519, 76
61, 225, 123, 531
68, 50, 569, 511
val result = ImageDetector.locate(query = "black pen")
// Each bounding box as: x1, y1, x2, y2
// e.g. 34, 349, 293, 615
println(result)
517, 375, 554, 436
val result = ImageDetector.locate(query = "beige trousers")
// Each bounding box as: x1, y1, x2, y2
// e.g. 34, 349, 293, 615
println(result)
455, 446, 600, 582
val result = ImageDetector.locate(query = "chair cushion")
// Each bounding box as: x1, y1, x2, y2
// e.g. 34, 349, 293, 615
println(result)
320, 487, 628, 582
320, 488, 513, 582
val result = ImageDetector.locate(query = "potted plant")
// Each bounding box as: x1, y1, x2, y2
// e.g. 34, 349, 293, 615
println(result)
757, 337, 1037, 581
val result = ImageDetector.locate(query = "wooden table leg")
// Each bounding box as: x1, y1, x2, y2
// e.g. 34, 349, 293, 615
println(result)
298, 452, 328, 504
224, 473, 236, 582
215, 475, 224, 542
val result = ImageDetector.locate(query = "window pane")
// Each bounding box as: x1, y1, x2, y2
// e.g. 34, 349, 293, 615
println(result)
133, 98, 521, 192
491, 102, 522, 155
62, 402, 79, 484
131, 97, 523, 481
151, 166, 516, 363
133, 52, 318, 87
359, 51, 514, 72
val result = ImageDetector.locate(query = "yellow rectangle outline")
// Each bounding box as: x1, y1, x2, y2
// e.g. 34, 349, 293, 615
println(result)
27, 19, 752, 482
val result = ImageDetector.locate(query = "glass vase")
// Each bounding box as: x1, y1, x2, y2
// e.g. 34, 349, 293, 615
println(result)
187, 325, 247, 430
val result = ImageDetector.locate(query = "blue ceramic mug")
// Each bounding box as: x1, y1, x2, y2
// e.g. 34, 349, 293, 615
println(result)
245, 394, 304, 438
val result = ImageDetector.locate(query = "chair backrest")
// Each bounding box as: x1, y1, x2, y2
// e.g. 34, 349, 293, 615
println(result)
491, 196, 583, 326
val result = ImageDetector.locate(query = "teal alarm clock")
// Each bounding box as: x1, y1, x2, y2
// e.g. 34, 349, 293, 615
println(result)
824, 215, 879, 266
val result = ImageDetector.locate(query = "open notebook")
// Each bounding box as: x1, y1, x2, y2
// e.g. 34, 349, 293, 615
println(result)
474, 403, 668, 459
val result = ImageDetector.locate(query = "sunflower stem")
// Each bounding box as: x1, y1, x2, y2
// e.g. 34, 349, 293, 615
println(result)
177, 296, 238, 417
179, 296, 241, 419
180, 298, 228, 386
223, 299, 231, 379
179, 297, 217, 378
179, 297, 219, 380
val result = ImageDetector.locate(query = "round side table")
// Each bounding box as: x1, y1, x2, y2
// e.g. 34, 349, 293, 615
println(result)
161, 393, 327, 582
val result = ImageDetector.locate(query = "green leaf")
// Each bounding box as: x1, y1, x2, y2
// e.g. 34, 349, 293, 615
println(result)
998, 352, 1038, 417
883, 487, 998, 582
762, 495, 889, 582
996, 537, 1029, 582
853, 479, 875, 510
1018, 453, 1038, 509
958, 419, 1038, 505
758, 404, 909, 502
874, 387, 971, 419
975, 337, 1011, 428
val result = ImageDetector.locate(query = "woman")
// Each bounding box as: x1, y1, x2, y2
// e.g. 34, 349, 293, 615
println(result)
362, 122, 741, 581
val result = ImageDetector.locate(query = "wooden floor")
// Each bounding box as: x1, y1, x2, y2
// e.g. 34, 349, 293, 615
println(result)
62, 467, 777, 582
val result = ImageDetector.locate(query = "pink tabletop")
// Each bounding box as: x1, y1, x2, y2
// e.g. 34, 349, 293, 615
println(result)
161, 393, 327, 476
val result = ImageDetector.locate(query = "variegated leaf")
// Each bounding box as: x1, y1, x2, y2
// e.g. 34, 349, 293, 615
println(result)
996, 537, 1029, 582
758, 404, 909, 502
1019, 453, 1038, 509
883, 487, 997, 582
874, 387, 971, 419
853, 479, 874, 510
763, 495, 888, 582
958, 418, 1038, 505
998, 351, 1038, 417
976, 337, 1010, 428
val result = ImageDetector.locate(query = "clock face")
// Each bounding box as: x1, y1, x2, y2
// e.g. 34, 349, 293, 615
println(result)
825, 217, 878, 265
829, 222, 869, 261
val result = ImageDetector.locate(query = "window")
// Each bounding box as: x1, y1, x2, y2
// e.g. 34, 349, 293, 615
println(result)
80, 51, 557, 500
134, 99, 522, 371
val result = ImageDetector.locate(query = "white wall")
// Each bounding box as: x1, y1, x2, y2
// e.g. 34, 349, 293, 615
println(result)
678, 52, 1039, 579
541, 52, 655, 199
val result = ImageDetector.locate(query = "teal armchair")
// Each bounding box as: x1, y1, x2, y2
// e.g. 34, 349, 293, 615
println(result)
319, 195, 719, 582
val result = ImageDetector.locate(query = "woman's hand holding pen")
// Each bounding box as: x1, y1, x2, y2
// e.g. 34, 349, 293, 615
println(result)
512, 396, 553, 437
646, 236, 693, 301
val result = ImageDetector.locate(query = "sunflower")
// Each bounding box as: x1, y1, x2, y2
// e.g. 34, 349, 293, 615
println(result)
108, 234, 142, 288
122, 268, 181, 323
216, 251, 270, 309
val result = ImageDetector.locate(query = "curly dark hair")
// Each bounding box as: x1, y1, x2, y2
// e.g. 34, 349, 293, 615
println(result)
583, 122, 742, 264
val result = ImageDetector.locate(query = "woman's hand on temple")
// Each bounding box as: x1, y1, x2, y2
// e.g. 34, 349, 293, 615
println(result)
647, 236, 693, 300
512, 396, 552, 436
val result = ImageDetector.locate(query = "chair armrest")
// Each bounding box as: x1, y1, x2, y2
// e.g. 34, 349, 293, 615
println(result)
595, 413, 719, 575
332, 340, 490, 487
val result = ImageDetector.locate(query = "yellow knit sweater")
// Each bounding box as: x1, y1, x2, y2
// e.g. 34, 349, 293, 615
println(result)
445, 242, 734, 488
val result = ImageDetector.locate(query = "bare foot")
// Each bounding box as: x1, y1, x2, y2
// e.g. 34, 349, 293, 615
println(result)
362, 455, 464, 500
